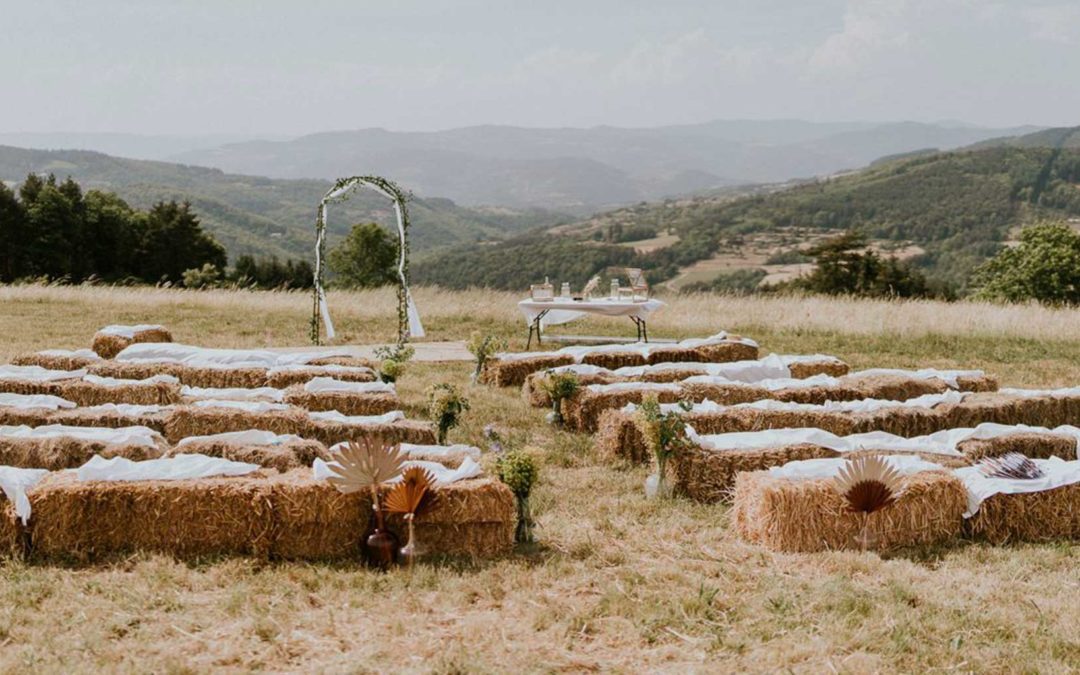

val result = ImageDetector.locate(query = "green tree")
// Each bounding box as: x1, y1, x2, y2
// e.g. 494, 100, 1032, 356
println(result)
0, 183, 28, 281
138, 201, 227, 284
24, 179, 81, 279
972, 222, 1080, 304
82, 191, 142, 281
327, 222, 399, 288
796, 232, 928, 298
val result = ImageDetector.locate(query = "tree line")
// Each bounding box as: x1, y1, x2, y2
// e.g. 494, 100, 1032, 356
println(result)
0, 174, 312, 289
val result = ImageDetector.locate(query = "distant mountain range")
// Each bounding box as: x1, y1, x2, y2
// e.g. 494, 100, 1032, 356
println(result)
0, 146, 566, 261
3, 120, 1041, 212
169, 120, 1041, 210
416, 127, 1080, 293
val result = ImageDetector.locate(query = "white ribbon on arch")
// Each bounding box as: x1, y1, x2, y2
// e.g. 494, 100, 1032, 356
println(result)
316, 179, 425, 341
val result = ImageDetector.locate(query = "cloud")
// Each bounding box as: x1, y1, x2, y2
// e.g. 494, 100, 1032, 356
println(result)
1021, 4, 1080, 44
807, 0, 912, 75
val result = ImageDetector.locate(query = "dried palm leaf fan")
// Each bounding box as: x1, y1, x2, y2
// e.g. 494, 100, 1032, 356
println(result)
977, 452, 1045, 480
384, 466, 439, 568
326, 439, 408, 568
833, 454, 906, 550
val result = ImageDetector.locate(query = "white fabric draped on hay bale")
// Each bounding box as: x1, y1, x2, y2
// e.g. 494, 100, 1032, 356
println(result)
0, 365, 86, 382
954, 457, 1080, 517
0, 393, 76, 410
76, 454, 260, 482
312, 456, 482, 486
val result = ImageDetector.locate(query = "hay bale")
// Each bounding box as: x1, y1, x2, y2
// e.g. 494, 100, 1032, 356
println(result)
87, 361, 270, 389
0, 428, 166, 470
730, 468, 967, 552
964, 483, 1080, 544
593, 409, 650, 464
566, 384, 686, 433
49, 405, 172, 434
480, 354, 576, 388
302, 355, 374, 369
788, 359, 850, 379
692, 341, 760, 364
303, 418, 436, 448
169, 438, 329, 472
91, 326, 173, 359
265, 470, 515, 560
673, 443, 839, 504
282, 386, 399, 416
521, 370, 617, 408
580, 351, 648, 370
11, 350, 102, 371
956, 433, 1077, 461
163, 406, 310, 443
27, 470, 275, 561
0, 501, 23, 558
265, 366, 376, 389
56, 378, 181, 407
0, 407, 58, 428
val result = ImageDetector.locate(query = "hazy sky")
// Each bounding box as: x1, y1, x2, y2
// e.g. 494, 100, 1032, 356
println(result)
2, 0, 1078, 134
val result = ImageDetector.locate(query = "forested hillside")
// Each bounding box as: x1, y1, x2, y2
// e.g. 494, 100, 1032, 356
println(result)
417, 132, 1080, 293
0, 146, 567, 261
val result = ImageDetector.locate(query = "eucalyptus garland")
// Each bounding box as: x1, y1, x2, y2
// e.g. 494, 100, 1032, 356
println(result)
310, 175, 415, 346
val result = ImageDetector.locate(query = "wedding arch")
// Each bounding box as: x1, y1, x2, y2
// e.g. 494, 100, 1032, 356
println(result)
310, 175, 424, 345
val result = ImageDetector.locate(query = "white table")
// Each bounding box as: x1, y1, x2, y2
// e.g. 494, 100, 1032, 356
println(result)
517, 297, 666, 348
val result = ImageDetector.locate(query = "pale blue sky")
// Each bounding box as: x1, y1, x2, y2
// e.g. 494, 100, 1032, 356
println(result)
2, 0, 1077, 133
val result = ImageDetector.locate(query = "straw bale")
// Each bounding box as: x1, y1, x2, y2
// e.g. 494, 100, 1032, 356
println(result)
87, 361, 187, 382
479, 354, 576, 387
638, 368, 710, 383
266, 471, 514, 560
788, 360, 850, 379
580, 351, 648, 370
843, 374, 949, 402
964, 483, 1080, 544
0, 407, 58, 428
692, 341, 760, 364
730, 469, 966, 552
642, 347, 702, 365
11, 352, 100, 371
282, 386, 400, 416
0, 435, 166, 470
672, 443, 839, 504
593, 409, 651, 464
0, 502, 23, 558
566, 387, 686, 433
49, 407, 171, 434
303, 419, 436, 448
953, 373, 999, 393
956, 433, 1077, 462
265, 367, 376, 389
166, 438, 329, 473
91, 327, 173, 359
56, 379, 181, 407
163, 406, 309, 443
0, 379, 66, 398
303, 356, 375, 369
521, 370, 617, 408
27, 470, 276, 561
87, 362, 268, 388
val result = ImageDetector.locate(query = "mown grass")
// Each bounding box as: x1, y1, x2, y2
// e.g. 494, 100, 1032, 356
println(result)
0, 285, 1077, 673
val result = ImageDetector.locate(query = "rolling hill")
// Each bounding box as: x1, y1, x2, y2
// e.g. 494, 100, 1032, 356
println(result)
415, 128, 1080, 294
0, 146, 568, 261
173, 120, 1039, 210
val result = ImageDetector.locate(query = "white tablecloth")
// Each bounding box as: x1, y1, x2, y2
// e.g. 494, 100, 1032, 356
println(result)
517, 298, 666, 328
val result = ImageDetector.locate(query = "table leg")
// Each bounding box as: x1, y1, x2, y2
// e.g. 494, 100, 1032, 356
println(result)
630, 316, 648, 343
527, 311, 549, 349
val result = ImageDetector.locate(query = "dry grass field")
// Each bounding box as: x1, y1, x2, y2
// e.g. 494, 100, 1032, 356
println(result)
0, 284, 1078, 673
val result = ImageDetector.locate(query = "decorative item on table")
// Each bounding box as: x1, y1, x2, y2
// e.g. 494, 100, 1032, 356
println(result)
324, 439, 408, 569
580, 275, 600, 300
530, 277, 554, 302
560, 281, 571, 298
609, 278, 620, 299
626, 267, 650, 302
384, 466, 438, 569
618, 287, 635, 301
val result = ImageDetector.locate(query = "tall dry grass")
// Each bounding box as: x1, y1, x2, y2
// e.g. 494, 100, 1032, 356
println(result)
2, 284, 1077, 343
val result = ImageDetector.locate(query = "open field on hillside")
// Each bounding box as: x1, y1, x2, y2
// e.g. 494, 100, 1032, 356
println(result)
0, 285, 1078, 672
